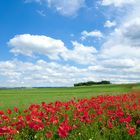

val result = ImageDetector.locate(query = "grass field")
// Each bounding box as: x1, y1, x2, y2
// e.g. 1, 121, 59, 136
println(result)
0, 83, 140, 140
0, 83, 140, 110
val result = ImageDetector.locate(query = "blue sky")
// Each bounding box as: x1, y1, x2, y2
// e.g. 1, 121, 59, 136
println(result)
0, 0, 140, 87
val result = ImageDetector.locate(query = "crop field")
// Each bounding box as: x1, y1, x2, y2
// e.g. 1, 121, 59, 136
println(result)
0, 83, 140, 110
0, 83, 140, 139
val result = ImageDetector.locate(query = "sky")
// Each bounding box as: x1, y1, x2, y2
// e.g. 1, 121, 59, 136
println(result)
0, 0, 140, 87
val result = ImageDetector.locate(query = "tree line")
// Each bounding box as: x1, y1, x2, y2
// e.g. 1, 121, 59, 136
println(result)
74, 80, 111, 87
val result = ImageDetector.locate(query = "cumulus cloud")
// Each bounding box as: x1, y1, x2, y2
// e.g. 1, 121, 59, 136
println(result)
104, 20, 116, 28
81, 30, 103, 40
101, 0, 136, 7
122, 18, 140, 46
25, 0, 85, 16
88, 59, 140, 84
8, 34, 97, 65
2, 0, 140, 87
95, 1, 140, 83
0, 60, 97, 87
100, 17, 140, 59
62, 41, 97, 64
101, 59, 138, 68
7, 10, 140, 85
1, 59, 140, 87
8, 34, 66, 60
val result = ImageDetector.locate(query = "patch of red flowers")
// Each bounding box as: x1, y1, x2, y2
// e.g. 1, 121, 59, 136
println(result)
58, 120, 71, 138
0, 92, 140, 139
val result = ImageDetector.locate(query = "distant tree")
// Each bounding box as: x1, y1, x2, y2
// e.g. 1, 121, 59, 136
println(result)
74, 80, 111, 87
100, 80, 111, 84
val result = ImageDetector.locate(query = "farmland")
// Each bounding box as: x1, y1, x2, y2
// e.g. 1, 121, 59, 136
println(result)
0, 83, 140, 140
0, 83, 140, 110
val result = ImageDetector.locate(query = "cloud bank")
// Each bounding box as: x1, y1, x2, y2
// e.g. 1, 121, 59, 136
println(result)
1, 0, 140, 87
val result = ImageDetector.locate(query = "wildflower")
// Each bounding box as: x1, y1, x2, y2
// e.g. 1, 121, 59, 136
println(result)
128, 127, 136, 135
58, 120, 71, 138
72, 124, 78, 129
7, 109, 12, 115
14, 107, 18, 113
107, 120, 113, 128
78, 133, 81, 135
58, 126, 68, 138
45, 131, 52, 138
50, 116, 58, 124
136, 119, 140, 125
0, 110, 4, 115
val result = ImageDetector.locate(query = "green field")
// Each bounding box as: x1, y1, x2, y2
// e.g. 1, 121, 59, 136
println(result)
0, 83, 140, 110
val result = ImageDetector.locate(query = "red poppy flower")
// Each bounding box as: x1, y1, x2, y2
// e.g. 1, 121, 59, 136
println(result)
45, 131, 52, 138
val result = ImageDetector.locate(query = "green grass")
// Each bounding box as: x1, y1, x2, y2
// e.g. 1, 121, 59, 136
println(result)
0, 83, 140, 110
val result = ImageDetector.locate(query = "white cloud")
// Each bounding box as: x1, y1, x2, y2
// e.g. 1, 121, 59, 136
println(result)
2, 0, 140, 87
62, 41, 97, 64
99, 0, 140, 58
26, 0, 85, 16
1, 59, 140, 87
24, 0, 42, 4
0, 60, 97, 87
81, 30, 103, 40
8, 34, 97, 65
8, 34, 66, 60
100, 17, 140, 59
101, 59, 138, 68
94, 1, 140, 83
101, 0, 136, 7
88, 61, 140, 84
104, 20, 116, 28
7, 9, 140, 85
47, 0, 85, 16
122, 18, 140, 46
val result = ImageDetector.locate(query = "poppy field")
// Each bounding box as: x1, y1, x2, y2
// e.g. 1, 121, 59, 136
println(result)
0, 90, 140, 140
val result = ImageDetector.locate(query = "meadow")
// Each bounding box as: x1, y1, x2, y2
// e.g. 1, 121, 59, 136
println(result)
0, 83, 140, 140
0, 83, 140, 110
